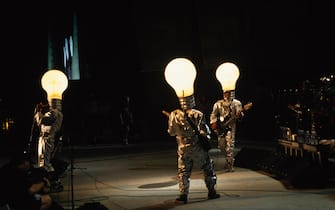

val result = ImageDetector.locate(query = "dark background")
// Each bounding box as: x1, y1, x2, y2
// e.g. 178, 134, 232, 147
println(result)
0, 1, 334, 150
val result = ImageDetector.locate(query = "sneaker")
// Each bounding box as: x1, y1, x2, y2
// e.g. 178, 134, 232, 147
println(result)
175, 194, 188, 204
208, 191, 220, 200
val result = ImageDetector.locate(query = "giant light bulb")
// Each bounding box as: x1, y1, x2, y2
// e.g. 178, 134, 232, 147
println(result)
41, 69, 68, 106
164, 58, 197, 98
216, 62, 240, 92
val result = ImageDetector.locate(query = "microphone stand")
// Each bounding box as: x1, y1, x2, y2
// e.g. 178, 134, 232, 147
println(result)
61, 101, 75, 210
70, 136, 75, 210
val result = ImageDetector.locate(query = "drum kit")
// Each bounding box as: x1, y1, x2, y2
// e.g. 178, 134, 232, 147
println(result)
277, 74, 335, 143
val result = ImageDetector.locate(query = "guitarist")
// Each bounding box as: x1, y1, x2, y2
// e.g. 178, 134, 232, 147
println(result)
210, 90, 244, 172
165, 94, 220, 204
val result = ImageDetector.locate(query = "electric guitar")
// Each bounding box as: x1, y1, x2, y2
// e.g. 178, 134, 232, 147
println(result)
216, 102, 253, 135
162, 110, 170, 118
162, 110, 211, 151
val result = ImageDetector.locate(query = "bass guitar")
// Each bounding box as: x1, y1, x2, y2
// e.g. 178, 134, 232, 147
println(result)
162, 110, 170, 118
162, 110, 212, 151
216, 102, 253, 135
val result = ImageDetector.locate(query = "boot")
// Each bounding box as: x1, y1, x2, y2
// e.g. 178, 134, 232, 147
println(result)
208, 190, 220, 200
175, 194, 188, 204
224, 158, 234, 172
224, 165, 234, 172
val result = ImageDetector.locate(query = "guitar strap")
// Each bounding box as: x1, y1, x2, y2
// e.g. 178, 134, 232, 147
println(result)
184, 112, 200, 136
224, 102, 233, 128
185, 112, 211, 151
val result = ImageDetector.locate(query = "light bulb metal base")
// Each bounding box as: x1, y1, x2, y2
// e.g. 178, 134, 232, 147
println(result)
179, 95, 196, 110
224, 90, 235, 101
49, 98, 63, 111
230, 90, 235, 100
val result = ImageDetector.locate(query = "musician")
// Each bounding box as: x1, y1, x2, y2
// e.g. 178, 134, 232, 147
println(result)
33, 100, 64, 192
210, 90, 244, 172
33, 102, 63, 173
166, 94, 220, 204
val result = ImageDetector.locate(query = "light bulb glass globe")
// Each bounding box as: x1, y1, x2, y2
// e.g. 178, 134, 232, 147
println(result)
41, 69, 69, 102
216, 62, 240, 91
164, 58, 197, 98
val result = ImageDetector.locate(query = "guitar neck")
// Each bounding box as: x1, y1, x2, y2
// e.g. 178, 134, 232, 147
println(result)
222, 102, 252, 126
223, 114, 239, 126
162, 110, 170, 118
